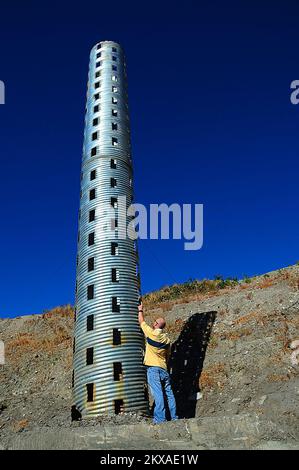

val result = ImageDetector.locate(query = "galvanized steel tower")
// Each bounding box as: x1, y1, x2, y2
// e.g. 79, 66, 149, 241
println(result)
73, 41, 148, 417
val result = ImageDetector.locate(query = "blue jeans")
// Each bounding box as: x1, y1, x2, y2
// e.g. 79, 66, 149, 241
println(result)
147, 366, 178, 424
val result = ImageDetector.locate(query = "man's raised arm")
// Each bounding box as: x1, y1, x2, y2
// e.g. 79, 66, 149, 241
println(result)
138, 303, 154, 336
138, 303, 145, 325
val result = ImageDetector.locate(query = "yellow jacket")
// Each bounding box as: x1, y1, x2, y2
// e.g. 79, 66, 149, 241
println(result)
140, 321, 171, 370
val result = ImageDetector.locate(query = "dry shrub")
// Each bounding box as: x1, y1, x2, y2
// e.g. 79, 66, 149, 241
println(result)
218, 308, 228, 317
7, 306, 74, 358
233, 311, 259, 326
13, 419, 29, 432
221, 327, 252, 341
176, 296, 195, 304
167, 318, 186, 335
143, 278, 239, 311
50, 323, 71, 342
159, 302, 174, 313
6, 321, 72, 360
276, 326, 290, 352
288, 315, 299, 327
6, 333, 38, 352
258, 279, 274, 289
269, 353, 284, 365
199, 363, 227, 391
208, 334, 219, 350
42, 304, 74, 319
287, 276, 299, 290
240, 284, 251, 290
40, 335, 72, 353
267, 373, 290, 383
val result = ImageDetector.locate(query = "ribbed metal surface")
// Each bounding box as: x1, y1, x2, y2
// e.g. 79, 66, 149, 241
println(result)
73, 41, 148, 416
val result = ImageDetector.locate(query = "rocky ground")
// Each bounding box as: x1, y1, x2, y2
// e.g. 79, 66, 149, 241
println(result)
0, 264, 298, 449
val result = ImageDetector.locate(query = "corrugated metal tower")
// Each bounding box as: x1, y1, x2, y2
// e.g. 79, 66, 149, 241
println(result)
73, 40, 148, 417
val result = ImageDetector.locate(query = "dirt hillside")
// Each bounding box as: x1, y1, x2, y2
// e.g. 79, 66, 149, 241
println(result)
0, 264, 298, 449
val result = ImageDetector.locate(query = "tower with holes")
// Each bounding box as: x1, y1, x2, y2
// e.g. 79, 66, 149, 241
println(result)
73, 41, 148, 417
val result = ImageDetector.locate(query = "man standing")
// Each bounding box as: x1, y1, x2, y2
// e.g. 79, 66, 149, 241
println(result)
138, 303, 178, 424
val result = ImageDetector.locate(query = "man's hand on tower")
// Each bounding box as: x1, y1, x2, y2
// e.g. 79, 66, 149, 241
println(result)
138, 303, 144, 325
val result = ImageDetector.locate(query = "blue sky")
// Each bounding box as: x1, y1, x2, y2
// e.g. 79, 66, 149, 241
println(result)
0, 0, 299, 317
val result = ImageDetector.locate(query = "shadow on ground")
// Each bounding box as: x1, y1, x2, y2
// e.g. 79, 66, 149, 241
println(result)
168, 311, 217, 419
